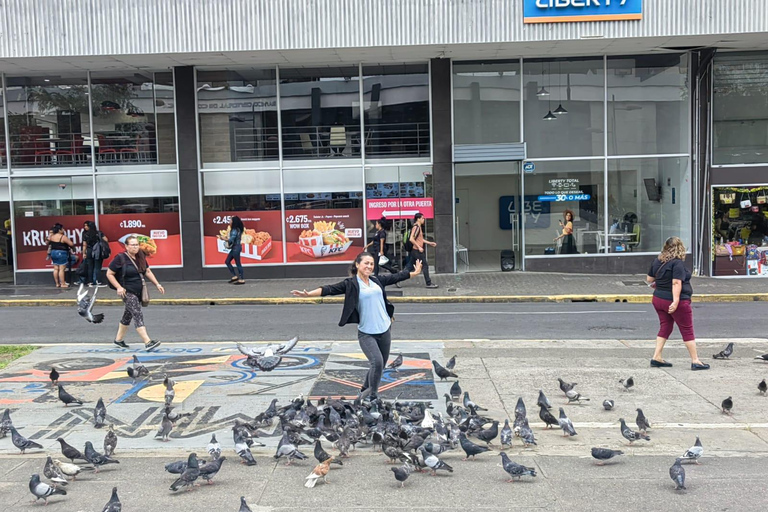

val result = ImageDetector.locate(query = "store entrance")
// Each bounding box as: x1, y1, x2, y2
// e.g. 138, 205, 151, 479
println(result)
455, 162, 521, 272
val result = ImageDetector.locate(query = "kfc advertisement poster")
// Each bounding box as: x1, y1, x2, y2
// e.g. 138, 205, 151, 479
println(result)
14, 215, 94, 270
99, 213, 182, 267
203, 210, 284, 265
285, 208, 364, 263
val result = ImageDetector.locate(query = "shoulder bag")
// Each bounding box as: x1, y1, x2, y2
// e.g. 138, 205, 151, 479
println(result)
126, 254, 150, 307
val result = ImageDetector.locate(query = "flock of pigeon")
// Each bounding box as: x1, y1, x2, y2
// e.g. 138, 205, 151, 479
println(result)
2, 333, 768, 508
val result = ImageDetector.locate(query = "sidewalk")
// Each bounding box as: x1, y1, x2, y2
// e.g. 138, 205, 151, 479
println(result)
1, 271, 767, 306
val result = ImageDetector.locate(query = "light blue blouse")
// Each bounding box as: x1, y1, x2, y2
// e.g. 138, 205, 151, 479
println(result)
356, 276, 392, 335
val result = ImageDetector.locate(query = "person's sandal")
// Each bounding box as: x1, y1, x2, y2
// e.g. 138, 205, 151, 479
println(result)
145, 340, 161, 351
691, 362, 710, 371
229, 276, 238, 283
114, 340, 129, 349
234, 279, 245, 285
650, 359, 673, 368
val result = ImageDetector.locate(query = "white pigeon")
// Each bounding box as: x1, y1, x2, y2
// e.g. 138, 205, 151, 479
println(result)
681, 436, 703, 464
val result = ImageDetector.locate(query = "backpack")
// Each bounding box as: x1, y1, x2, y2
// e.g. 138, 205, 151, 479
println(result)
91, 232, 111, 260
402, 225, 413, 252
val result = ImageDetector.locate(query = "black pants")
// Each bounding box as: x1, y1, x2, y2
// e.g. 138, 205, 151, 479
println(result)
407, 248, 432, 285
84, 256, 103, 285
371, 250, 397, 277
358, 328, 392, 397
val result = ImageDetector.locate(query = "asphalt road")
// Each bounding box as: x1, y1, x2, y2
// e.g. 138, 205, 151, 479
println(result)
2, 302, 767, 344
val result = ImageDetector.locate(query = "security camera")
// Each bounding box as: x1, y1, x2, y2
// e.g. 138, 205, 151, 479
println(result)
58, 183, 67, 190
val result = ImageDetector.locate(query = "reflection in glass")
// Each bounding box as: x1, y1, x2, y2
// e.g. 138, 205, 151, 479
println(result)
280, 67, 360, 159
713, 52, 768, 165
608, 54, 689, 156
197, 70, 278, 164
362, 64, 430, 158
12, 177, 94, 216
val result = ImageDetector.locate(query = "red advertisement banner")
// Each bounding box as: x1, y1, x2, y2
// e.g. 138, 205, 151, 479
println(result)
366, 197, 434, 220
14, 215, 94, 270
285, 208, 364, 263
203, 210, 284, 265
99, 212, 182, 267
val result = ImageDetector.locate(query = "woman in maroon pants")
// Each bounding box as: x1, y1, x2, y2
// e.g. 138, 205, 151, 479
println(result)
646, 237, 710, 371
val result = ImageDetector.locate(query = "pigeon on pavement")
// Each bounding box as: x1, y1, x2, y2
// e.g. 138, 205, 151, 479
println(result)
459, 433, 490, 460
386, 353, 403, 372
77, 283, 105, 324
635, 408, 651, 433
514, 397, 526, 419
49, 367, 60, 386
58, 384, 84, 406
274, 433, 308, 465
234, 428, 257, 466
314, 440, 343, 465
239, 497, 253, 512
619, 418, 650, 444
721, 396, 733, 414
101, 487, 121, 512
432, 360, 458, 381
94, 397, 107, 428
539, 404, 559, 429
449, 381, 462, 400
164, 460, 188, 474
53, 459, 90, 480
199, 456, 226, 484
170, 453, 201, 492
104, 424, 118, 457
155, 412, 173, 442
85, 440, 120, 472
11, 426, 43, 454
603, 399, 615, 411
207, 434, 221, 460
755, 353, 768, 361
537, 390, 552, 410
681, 436, 703, 464
0, 408, 13, 438
557, 377, 577, 395
445, 355, 457, 370
391, 463, 412, 487
590, 448, 624, 465
500, 419, 513, 448
669, 458, 686, 490
419, 446, 453, 476
43, 456, 69, 487
237, 336, 299, 372
57, 437, 87, 463
127, 354, 149, 382
558, 408, 577, 437
499, 452, 537, 482
473, 420, 499, 446
462, 391, 487, 411
759, 379, 767, 395
514, 423, 537, 447
713, 342, 734, 359
565, 388, 590, 404
29, 473, 66, 505
304, 457, 333, 488
163, 374, 175, 405
619, 376, 634, 391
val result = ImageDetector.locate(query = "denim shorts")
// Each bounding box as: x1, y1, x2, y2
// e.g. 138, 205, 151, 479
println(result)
50, 249, 69, 266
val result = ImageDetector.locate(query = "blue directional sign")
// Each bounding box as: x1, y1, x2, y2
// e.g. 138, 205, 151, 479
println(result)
524, 0, 643, 24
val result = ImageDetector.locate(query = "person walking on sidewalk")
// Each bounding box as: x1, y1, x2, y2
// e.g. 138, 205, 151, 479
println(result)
408, 213, 438, 289
82, 220, 109, 286
366, 218, 399, 278
220, 216, 245, 284
106, 235, 163, 351
46, 223, 75, 288
290, 252, 422, 401
646, 236, 709, 371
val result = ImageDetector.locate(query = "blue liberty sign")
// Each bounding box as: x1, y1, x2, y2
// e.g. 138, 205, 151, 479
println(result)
524, 0, 643, 24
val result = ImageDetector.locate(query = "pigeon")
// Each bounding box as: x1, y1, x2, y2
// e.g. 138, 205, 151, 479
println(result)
165, 460, 188, 474
127, 354, 149, 382
155, 412, 173, 441
755, 354, 768, 361
445, 355, 457, 370
164, 405, 192, 423
93, 397, 107, 428
514, 423, 537, 447
759, 379, 767, 396
459, 432, 490, 460
239, 497, 253, 512
557, 377, 577, 395
391, 463, 412, 488
53, 459, 91, 480
537, 390, 552, 410
234, 430, 257, 466
619, 376, 634, 391
77, 283, 105, 323
473, 420, 499, 446
590, 447, 624, 465
85, 440, 120, 472
10, 426, 43, 454
101, 487, 121, 512
721, 396, 733, 414
681, 436, 703, 464
419, 446, 453, 476
449, 381, 462, 400
669, 458, 686, 490
170, 453, 200, 492
207, 434, 221, 460
57, 437, 87, 463
314, 440, 342, 466
104, 424, 118, 457
565, 388, 590, 404
557, 408, 577, 437
199, 456, 226, 484
163, 374, 175, 405
49, 367, 60, 386
500, 419, 513, 448
432, 360, 458, 381
603, 399, 615, 411
386, 353, 403, 372
43, 456, 69, 487
635, 408, 651, 433
423, 440, 450, 456
619, 418, 650, 444
713, 342, 734, 359
539, 404, 560, 429
274, 434, 308, 465
462, 391, 487, 411
514, 397, 526, 419
58, 384, 84, 406
29, 474, 66, 505
237, 336, 299, 372
0, 409, 13, 437
304, 457, 333, 488
499, 452, 537, 482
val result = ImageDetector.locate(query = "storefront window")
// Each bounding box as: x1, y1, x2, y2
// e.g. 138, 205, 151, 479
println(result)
201, 170, 284, 265
607, 157, 690, 253
197, 70, 278, 166
362, 64, 430, 159
5, 74, 90, 169
608, 54, 689, 156
712, 185, 768, 277
0, 84, 6, 171
524, 58, 604, 158
11, 176, 94, 269
280, 67, 361, 160
453, 61, 521, 145
713, 52, 768, 165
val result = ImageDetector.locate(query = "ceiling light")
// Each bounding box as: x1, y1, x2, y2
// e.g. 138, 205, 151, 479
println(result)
543, 111, 557, 121
537, 86, 550, 97
553, 104, 568, 115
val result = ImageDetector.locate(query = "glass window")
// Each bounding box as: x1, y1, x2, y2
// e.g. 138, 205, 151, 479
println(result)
524, 58, 604, 158
607, 157, 690, 253
608, 54, 689, 156
453, 61, 521, 144
197, 69, 278, 166
89, 71, 176, 169
0, 84, 6, 171
280, 67, 361, 160
5, 74, 90, 169
362, 64, 430, 158
713, 52, 768, 165
522, 160, 605, 256
712, 186, 768, 277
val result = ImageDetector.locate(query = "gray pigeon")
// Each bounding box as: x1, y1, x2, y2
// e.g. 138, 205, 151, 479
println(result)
557, 377, 577, 395
669, 458, 686, 490
199, 456, 226, 484
590, 447, 623, 465
237, 336, 299, 372
234, 430, 257, 466
514, 397, 526, 419
759, 379, 767, 396
500, 419, 513, 448
539, 404, 559, 429
755, 353, 768, 361
499, 452, 536, 481
713, 342, 734, 359
462, 391, 487, 411
0, 408, 13, 437
94, 397, 106, 428
635, 408, 651, 433
207, 434, 221, 460
58, 384, 84, 406
418, 446, 453, 476
29, 473, 66, 505
565, 388, 590, 404
681, 436, 703, 464
537, 390, 552, 410
163, 374, 175, 405
101, 487, 121, 512
386, 353, 403, 372
459, 432, 491, 460
445, 355, 457, 370
557, 408, 577, 437
104, 424, 118, 457
43, 456, 69, 487
127, 354, 149, 382
84, 440, 120, 472
721, 396, 733, 414
57, 437, 87, 463
603, 399, 615, 411
11, 426, 43, 454
274, 433, 308, 465
391, 463, 412, 487
239, 496, 253, 512
619, 376, 634, 391
155, 412, 173, 441
164, 460, 188, 474
514, 422, 537, 447
619, 418, 650, 444
432, 360, 457, 380
77, 283, 105, 324
164, 405, 192, 423
170, 452, 200, 492
449, 380, 462, 400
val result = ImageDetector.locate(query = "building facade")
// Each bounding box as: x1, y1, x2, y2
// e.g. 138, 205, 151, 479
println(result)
1, 0, 767, 284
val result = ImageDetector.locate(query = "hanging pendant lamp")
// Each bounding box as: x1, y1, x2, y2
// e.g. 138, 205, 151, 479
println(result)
553, 61, 567, 115
553, 104, 568, 115
543, 110, 557, 121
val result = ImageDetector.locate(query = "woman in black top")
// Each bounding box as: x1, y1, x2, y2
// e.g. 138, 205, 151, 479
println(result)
82, 221, 109, 286
366, 218, 398, 277
106, 235, 165, 351
646, 236, 709, 371
46, 223, 75, 288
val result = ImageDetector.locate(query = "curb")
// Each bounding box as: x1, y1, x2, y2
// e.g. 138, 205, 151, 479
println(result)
1, 293, 767, 307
